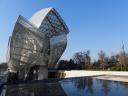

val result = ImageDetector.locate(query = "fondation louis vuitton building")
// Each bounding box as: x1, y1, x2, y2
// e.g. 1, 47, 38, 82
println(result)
7, 7, 69, 80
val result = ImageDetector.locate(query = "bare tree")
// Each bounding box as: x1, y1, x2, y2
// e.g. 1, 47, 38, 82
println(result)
125, 53, 128, 65
73, 52, 86, 68
98, 50, 106, 70
85, 50, 91, 69
118, 51, 128, 71
73, 50, 91, 69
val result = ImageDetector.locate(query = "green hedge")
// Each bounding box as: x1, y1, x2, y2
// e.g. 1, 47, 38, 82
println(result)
110, 65, 128, 71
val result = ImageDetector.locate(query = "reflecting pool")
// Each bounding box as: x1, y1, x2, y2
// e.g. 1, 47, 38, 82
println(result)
60, 77, 128, 96
1, 77, 128, 96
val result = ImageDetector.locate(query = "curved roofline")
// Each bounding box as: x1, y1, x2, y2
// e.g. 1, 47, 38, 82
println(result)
29, 7, 53, 28
29, 7, 69, 33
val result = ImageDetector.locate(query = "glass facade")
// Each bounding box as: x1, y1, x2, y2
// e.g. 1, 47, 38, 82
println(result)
7, 7, 69, 79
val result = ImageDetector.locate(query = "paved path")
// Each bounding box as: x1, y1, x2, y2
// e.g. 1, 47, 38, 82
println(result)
93, 75, 128, 82
63, 71, 128, 78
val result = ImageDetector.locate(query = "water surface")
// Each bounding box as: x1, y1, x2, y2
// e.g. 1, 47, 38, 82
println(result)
60, 77, 128, 96
1, 77, 128, 96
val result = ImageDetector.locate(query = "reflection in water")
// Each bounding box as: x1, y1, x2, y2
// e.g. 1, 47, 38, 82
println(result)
73, 77, 87, 90
72, 77, 93, 95
5, 82, 66, 96
86, 78, 93, 95
101, 80, 110, 96
1, 77, 128, 96
60, 77, 128, 96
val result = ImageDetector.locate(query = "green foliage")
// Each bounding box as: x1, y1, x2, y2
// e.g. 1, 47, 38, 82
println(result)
110, 64, 128, 71
110, 65, 121, 71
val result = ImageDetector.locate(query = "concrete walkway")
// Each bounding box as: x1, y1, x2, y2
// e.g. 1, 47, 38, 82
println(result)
93, 75, 128, 82
63, 71, 128, 82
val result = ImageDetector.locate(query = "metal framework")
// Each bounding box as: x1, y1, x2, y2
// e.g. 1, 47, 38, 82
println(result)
7, 7, 69, 79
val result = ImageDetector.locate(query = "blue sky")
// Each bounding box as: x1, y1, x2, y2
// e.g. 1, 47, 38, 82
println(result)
0, 0, 128, 62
